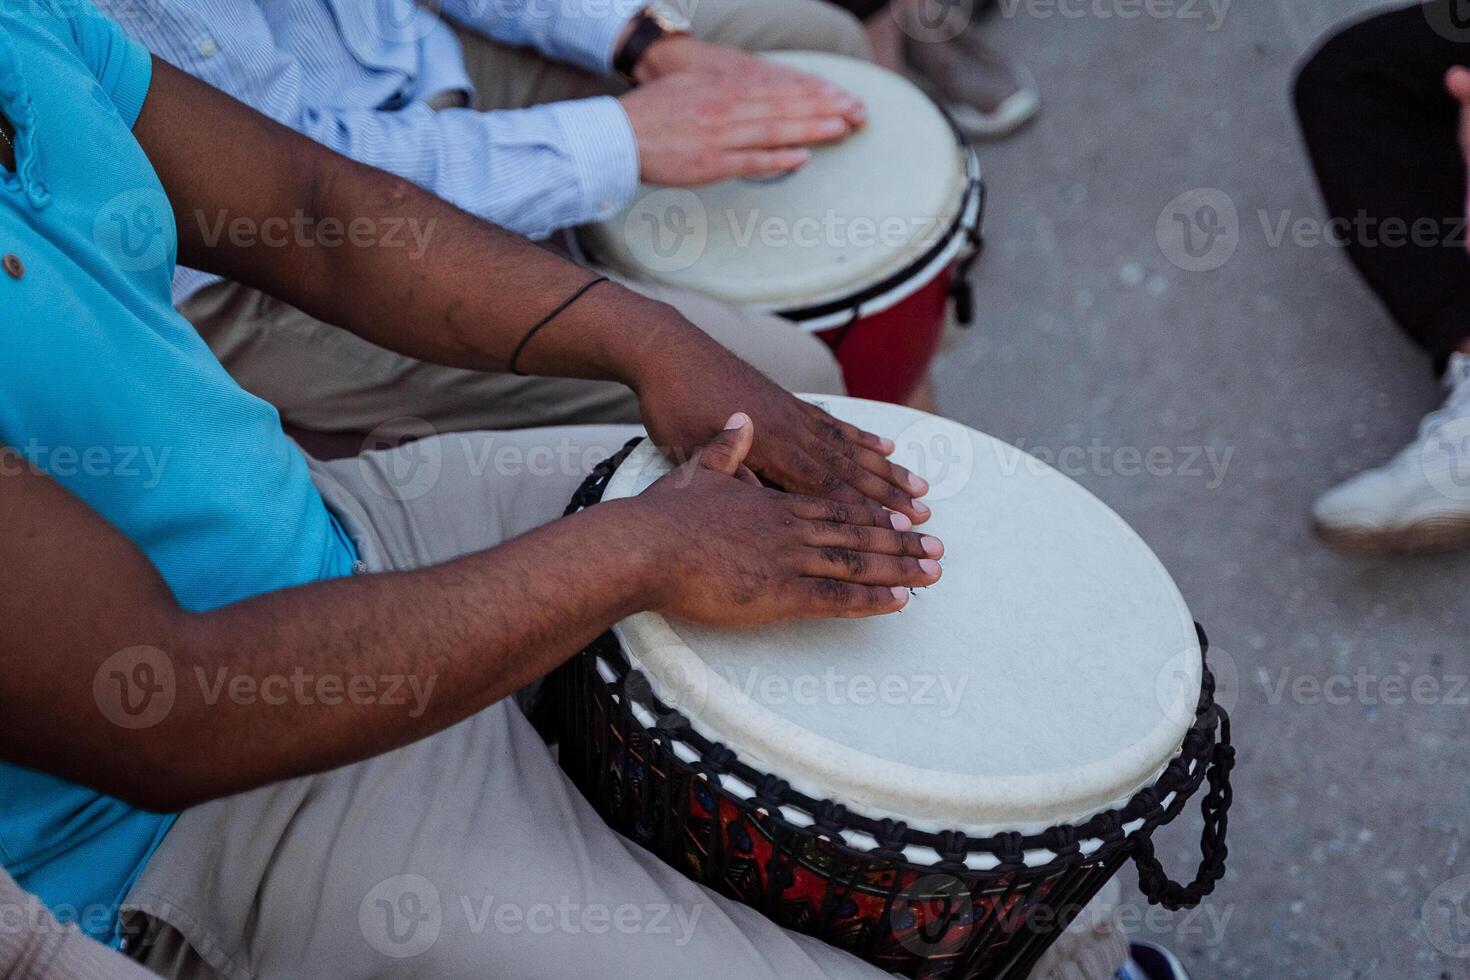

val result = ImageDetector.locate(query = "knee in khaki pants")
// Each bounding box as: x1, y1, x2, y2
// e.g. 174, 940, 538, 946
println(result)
687, 0, 874, 59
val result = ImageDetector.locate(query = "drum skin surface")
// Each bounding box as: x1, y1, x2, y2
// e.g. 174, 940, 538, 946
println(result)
599, 397, 1201, 834
579, 52, 970, 313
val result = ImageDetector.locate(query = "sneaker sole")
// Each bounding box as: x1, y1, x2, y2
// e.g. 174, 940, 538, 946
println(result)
944, 88, 1041, 139
1312, 514, 1470, 555
905, 67, 1042, 139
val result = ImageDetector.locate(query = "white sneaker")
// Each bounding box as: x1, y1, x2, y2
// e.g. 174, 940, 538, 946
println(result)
1313, 353, 1470, 554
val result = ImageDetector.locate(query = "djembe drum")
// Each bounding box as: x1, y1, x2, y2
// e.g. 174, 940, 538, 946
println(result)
576, 53, 985, 405
557, 397, 1234, 979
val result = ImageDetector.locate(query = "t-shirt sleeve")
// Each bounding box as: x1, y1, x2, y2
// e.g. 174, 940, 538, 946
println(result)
58, 0, 154, 128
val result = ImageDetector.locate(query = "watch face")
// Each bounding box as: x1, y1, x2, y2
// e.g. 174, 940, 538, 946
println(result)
647, 1, 692, 34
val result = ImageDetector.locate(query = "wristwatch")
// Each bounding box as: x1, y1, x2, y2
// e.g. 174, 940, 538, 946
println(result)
614, 2, 692, 83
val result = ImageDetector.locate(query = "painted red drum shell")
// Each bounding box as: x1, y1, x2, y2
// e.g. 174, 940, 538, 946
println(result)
809, 266, 953, 405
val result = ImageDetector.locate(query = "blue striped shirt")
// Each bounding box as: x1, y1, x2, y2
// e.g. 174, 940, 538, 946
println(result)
97, 0, 645, 302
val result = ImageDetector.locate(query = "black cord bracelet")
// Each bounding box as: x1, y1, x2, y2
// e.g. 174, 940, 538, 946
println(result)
508, 275, 611, 376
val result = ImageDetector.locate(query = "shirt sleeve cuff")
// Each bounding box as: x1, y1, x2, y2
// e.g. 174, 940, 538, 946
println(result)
572, 0, 648, 74
110, 42, 154, 129
547, 96, 640, 225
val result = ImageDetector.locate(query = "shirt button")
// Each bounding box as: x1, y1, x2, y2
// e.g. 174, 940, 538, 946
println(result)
198, 37, 218, 57
2, 254, 22, 279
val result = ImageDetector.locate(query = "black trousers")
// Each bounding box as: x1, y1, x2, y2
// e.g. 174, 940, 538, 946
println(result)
1294, 1, 1470, 370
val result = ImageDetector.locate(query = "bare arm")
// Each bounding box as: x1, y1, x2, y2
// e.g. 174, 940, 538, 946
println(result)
132, 59, 933, 523
3, 454, 657, 812
0, 421, 938, 812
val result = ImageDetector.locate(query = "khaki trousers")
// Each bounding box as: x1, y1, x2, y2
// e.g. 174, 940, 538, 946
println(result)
183, 0, 874, 437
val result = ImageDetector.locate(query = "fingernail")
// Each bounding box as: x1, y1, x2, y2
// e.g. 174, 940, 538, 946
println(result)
889, 511, 912, 531
920, 535, 943, 557
890, 586, 909, 605
724, 412, 749, 430
919, 558, 941, 577
877, 437, 895, 453
907, 473, 929, 495
912, 500, 931, 518
819, 118, 847, 135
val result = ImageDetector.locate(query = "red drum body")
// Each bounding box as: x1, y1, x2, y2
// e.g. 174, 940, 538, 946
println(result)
576, 52, 984, 405
810, 266, 954, 405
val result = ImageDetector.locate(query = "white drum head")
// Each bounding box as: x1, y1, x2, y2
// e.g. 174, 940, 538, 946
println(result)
580, 52, 969, 313
601, 397, 1201, 835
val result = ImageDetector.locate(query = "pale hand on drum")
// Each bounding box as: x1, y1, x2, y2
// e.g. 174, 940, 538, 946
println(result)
620, 72, 865, 186
633, 36, 868, 125
633, 413, 943, 625
636, 344, 933, 523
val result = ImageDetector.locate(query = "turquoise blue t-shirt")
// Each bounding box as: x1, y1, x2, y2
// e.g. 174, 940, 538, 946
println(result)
0, 0, 358, 945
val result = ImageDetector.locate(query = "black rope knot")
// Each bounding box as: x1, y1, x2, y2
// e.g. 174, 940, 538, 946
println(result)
1042, 825, 1079, 858
994, 831, 1026, 868
814, 802, 849, 835
700, 742, 735, 775
755, 775, 790, 806
935, 830, 970, 865
654, 710, 690, 737
1092, 811, 1125, 843
873, 819, 909, 856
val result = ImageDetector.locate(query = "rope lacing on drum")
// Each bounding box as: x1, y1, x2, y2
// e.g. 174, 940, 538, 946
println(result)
935, 830, 971, 869
1041, 825, 1079, 859
1090, 811, 1125, 844
755, 775, 790, 806
993, 832, 1027, 870
699, 742, 736, 777
814, 802, 849, 837
1132, 711, 1235, 911
873, 819, 909, 857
